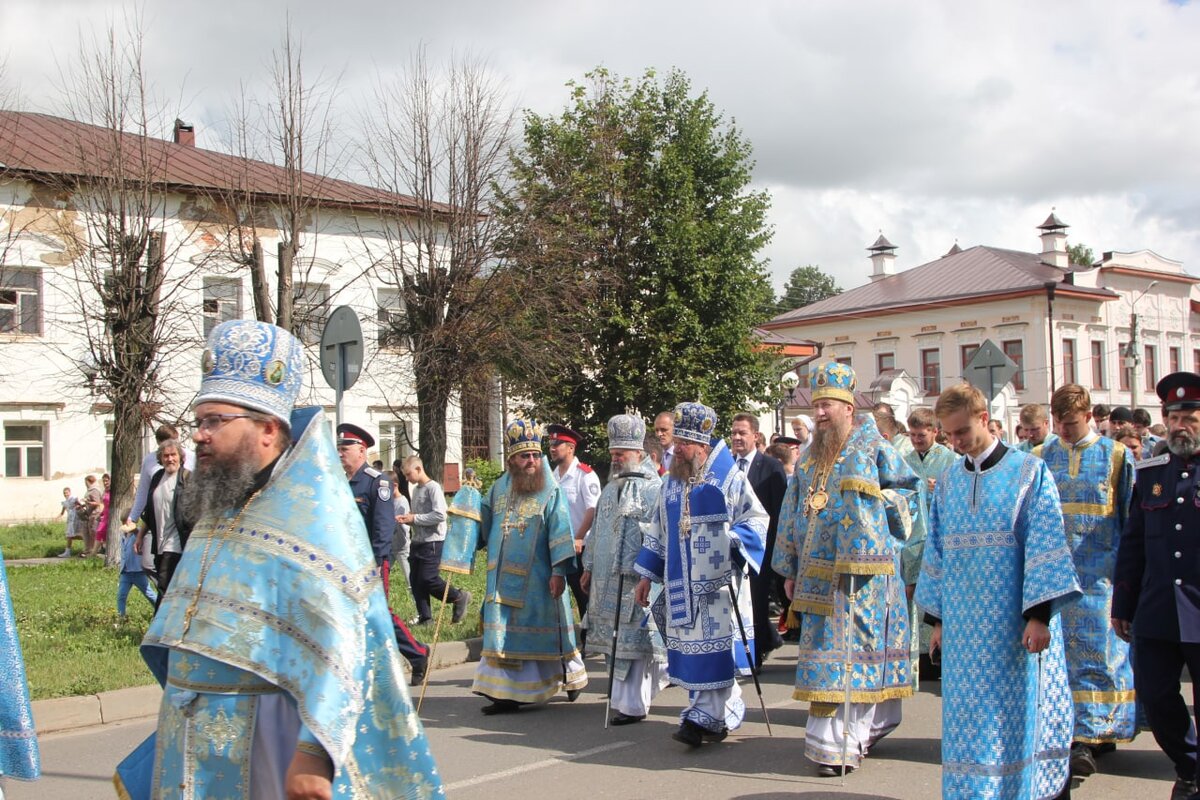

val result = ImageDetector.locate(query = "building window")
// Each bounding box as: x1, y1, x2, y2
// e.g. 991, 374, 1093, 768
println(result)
1090, 341, 1106, 389
835, 356, 852, 367
202, 277, 242, 338
1120, 342, 1131, 391
1170, 346, 1182, 375
377, 288, 406, 349
378, 420, 414, 468
4, 423, 44, 477
293, 282, 330, 344
1194, 349, 1200, 375
876, 352, 895, 374
0, 269, 42, 335
1062, 339, 1076, 385
920, 348, 941, 395
960, 344, 979, 374
1145, 344, 1158, 391
1002, 340, 1024, 391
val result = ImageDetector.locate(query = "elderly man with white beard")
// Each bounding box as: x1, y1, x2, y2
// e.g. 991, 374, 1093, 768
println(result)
774, 361, 919, 777
634, 402, 768, 747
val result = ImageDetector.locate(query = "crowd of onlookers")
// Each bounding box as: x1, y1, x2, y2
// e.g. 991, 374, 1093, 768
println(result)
56, 472, 110, 559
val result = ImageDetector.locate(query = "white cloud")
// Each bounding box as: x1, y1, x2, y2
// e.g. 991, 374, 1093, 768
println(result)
1, 0, 1197, 292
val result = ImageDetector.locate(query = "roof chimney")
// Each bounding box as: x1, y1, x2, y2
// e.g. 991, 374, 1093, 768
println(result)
867, 233, 897, 281
1038, 211, 1069, 269
173, 118, 195, 147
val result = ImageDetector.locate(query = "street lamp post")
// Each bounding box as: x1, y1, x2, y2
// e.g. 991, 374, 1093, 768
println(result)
1127, 280, 1159, 412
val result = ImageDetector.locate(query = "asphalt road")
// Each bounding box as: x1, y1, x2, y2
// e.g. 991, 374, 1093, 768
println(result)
3, 655, 1180, 799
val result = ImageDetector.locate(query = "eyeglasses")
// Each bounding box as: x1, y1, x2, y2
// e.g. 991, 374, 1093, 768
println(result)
516, 452, 542, 460
188, 413, 255, 434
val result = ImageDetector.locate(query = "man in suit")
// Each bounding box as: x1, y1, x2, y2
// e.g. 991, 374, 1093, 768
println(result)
1113, 371, 1200, 800
655, 411, 676, 475
729, 412, 787, 668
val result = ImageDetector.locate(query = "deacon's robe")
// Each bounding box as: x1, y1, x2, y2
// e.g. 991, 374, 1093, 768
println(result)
1039, 433, 1136, 744
916, 446, 1081, 800
902, 443, 957, 680
0, 546, 39, 783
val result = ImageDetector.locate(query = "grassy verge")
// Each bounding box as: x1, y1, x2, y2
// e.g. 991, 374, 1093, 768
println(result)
1, 521, 70, 560
7, 553, 491, 700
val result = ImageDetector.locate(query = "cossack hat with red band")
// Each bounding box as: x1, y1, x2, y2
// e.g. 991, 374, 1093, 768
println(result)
1157, 372, 1200, 412
545, 423, 584, 447
336, 422, 375, 448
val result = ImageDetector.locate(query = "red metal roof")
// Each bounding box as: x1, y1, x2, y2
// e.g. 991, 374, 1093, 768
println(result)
0, 110, 435, 214
764, 244, 1118, 326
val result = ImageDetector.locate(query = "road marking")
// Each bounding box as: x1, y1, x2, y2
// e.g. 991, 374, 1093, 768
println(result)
443, 740, 634, 791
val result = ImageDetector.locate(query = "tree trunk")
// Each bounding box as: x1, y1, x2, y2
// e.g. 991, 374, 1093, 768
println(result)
276, 241, 293, 333
104, 393, 144, 568
416, 378, 451, 490
250, 239, 274, 324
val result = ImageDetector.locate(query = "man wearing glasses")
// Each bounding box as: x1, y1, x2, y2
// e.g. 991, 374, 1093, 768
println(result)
470, 419, 588, 714
116, 319, 442, 800
547, 423, 601, 644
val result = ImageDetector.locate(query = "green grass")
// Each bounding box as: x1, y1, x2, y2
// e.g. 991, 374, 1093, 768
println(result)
6, 553, 491, 700
0, 521, 71, 560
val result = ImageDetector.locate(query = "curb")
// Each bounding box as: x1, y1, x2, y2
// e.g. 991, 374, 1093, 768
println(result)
31, 636, 485, 735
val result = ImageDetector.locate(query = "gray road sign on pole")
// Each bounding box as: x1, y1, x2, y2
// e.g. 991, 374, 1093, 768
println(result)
962, 339, 1019, 403
320, 306, 364, 427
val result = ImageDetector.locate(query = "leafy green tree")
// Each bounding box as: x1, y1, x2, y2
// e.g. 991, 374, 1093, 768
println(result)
777, 264, 840, 313
497, 68, 780, 450
1068, 242, 1095, 267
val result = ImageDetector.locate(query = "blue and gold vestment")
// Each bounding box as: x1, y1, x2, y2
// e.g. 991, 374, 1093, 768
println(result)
773, 414, 918, 706
916, 447, 1082, 800
116, 407, 443, 799
1039, 434, 1136, 744
0, 546, 39, 783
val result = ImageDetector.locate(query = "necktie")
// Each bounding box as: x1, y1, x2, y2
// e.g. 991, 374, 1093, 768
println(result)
738, 458, 748, 472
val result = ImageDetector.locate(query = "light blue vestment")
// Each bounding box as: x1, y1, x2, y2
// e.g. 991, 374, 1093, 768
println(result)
0, 546, 39, 782
582, 456, 665, 671
477, 461, 579, 660
916, 447, 1082, 800
635, 441, 767, 697
1039, 434, 1136, 744
117, 407, 443, 799
902, 443, 957, 675
773, 415, 918, 707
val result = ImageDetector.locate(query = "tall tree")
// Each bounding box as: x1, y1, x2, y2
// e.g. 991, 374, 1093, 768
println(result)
497, 68, 780, 446
359, 50, 589, 481
776, 264, 840, 313
41, 16, 200, 565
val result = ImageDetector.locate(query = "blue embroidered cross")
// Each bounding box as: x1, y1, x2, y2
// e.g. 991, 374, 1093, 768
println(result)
701, 611, 722, 639
694, 535, 712, 554
708, 549, 725, 570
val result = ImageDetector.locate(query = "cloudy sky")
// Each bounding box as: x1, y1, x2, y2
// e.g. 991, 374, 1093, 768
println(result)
2, 0, 1198, 294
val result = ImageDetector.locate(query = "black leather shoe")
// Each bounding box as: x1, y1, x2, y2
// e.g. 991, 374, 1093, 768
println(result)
817, 764, 855, 778
409, 659, 428, 686
566, 688, 582, 702
1171, 778, 1198, 800
610, 712, 645, 726
702, 726, 729, 742
1070, 743, 1097, 777
481, 699, 521, 716
672, 720, 703, 747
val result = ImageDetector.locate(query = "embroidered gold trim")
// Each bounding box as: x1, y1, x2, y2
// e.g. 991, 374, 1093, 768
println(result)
839, 477, 883, 499
795, 686, 915, 704
1072, 689, 1136, 703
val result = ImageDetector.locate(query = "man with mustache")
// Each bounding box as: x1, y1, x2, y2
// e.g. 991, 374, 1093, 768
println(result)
634, 402, 768, 747
774, 362, 919, 777
471, 419, 588, 714
115, 320, 442, 800
1113, 371, 1200, 800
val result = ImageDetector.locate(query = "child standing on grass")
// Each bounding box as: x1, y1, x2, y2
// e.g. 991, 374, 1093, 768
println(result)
56, 486, 81, 558
116, 517, 156, 619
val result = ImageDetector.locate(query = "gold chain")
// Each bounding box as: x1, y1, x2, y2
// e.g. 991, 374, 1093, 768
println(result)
180, 490, 262, 639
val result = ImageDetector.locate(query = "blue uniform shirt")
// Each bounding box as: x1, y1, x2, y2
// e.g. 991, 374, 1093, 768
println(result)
348, 463, 396, 566
1113, 450, 1200, 642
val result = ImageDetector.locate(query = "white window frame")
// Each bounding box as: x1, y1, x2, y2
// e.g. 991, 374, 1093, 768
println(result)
4, 422, 45, 478
202, 277, 243, 338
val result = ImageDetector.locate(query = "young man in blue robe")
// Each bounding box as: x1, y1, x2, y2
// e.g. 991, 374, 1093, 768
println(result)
774, 362, 919, 775
470, 419, 588, 713
1039, 384, 1135, 779
115, 320, 443, 800
634, 402, 768, 747
917, 382, 1081, 800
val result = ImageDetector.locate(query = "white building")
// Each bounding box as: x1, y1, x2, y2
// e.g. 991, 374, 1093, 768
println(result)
0, 111, 494, 521
763, 213, 1199, 433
